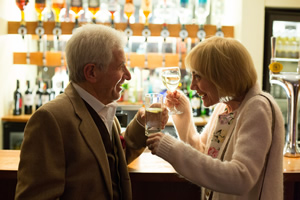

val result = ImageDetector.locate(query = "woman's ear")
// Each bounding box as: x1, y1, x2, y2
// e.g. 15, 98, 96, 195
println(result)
83, 64, 97, 83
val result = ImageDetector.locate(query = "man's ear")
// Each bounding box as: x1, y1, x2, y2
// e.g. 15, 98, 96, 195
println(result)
83, 64, 97, 83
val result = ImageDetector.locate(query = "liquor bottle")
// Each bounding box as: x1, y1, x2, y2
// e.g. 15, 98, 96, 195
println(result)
13, 80, 23, 116
180, 80, 190, 99
107, 0, 119, 27
15, 0, 29, 26
211, 0, 224, 36
70, 0, 83, 24
16, 0, 28, 11
178, 0, 194, 25
124, 0, 135, 23
153, 0, 178, 24
49, 80, 56, 101
195, 0, 210, 25
60, 81, 65, 94
88, 0, 100, 23
41, 81, 50, 105
191, 91, 201, 117
35, 80, 43, 110
52, 0, 65, 23
141, 0, 152, 26
24, 80, 33, 115
35, 0, 46, 22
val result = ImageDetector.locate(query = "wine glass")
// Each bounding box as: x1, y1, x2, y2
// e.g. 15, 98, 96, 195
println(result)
160, 67, 183, 115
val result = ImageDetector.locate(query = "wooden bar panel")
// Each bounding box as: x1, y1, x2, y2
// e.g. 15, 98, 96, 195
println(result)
13, 52, 64, 66
128, 53, 145, 68
126, 53, 184, 69
165, 54, 180, 67
13, 52, 27, 64
8, 22, 234, 38
45, 52, 63, 66
147, 53, 163, 69
29, 52, 43, 65
14, 52, 185, 68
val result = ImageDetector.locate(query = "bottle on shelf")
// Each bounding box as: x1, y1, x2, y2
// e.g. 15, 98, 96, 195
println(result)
15, 0, 29, 24
24, 80, 34, 115
13, 80, 23, 116
211, 0, 225, 37
41, 81, 50, 105
107, 0, 119, 28
35, 0, 46, 22
195, 0, 210, 26
88, 0, 101, 23
178, 0, 194, 25
35, 80, 43, 111
191, 91, 201, 117
52, 67, 61, 97
195, 0, 211, 42
152, 0, 178, 24
52, 0, 66, 23
70, 0, 84, 28
181, 79, 190, 99
141, 0, 152, 27
49, 80, 56, 101
124, 0, 135, 24
60, 66, 69, 90
59, 81, 65, 94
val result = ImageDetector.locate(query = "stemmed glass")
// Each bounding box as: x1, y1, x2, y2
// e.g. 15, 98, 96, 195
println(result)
160, 67, 183, 115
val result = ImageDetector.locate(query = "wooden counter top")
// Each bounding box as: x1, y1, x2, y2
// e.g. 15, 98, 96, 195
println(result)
1, 149, 300, 174
2, 115, 209, 127
1, 115, 31, 123
0, 150, 300, 199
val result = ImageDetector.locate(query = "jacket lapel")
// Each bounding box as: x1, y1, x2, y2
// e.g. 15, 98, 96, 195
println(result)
64, 82, 113, 196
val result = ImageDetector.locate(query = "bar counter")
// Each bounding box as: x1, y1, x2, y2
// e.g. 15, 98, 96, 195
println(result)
1, 114, 209, 126
1, 150, 300, 200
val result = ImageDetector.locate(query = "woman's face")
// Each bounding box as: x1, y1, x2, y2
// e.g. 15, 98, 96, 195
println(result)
190, 71, 220, 107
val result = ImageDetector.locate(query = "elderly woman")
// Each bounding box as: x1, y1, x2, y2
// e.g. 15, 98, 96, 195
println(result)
146, 36, 284, 200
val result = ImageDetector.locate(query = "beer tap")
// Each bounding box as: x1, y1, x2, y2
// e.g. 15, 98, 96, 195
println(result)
178, 25, 188, 69
269, 36, 300, 157
161, 23, 170, 67
195, 0, 210, 42
52, 0, 65, 40
212, 0, 224, 37
141, 0, 152, 68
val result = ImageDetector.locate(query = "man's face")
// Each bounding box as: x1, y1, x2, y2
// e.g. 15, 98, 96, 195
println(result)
95, 49, 131, 105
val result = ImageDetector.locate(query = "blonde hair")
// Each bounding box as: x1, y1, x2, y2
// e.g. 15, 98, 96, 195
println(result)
185, 36, 257, 99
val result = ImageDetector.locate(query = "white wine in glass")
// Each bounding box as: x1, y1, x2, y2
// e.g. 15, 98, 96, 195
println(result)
160, 67, 183, 115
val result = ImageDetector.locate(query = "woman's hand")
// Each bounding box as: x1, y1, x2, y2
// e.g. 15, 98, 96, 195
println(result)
165, 90, 181, 109
161, 106, 169, 130
146, 132, 165, 154
165, 90, 190, 114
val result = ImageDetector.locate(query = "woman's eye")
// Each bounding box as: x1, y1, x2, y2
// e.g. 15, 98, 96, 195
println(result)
193, 74, 201, 80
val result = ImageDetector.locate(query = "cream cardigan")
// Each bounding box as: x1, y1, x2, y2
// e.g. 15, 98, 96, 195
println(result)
156, 83, 284, 200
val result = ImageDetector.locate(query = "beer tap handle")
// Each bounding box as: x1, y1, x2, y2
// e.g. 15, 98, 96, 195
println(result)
269, 36, 283, 74
271, 36, 276, 63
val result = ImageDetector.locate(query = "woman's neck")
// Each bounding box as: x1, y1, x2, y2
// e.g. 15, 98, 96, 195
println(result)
225, 96, 245, 113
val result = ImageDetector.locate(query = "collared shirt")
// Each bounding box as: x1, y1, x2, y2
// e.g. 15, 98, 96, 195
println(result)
73, 83, 117, 141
